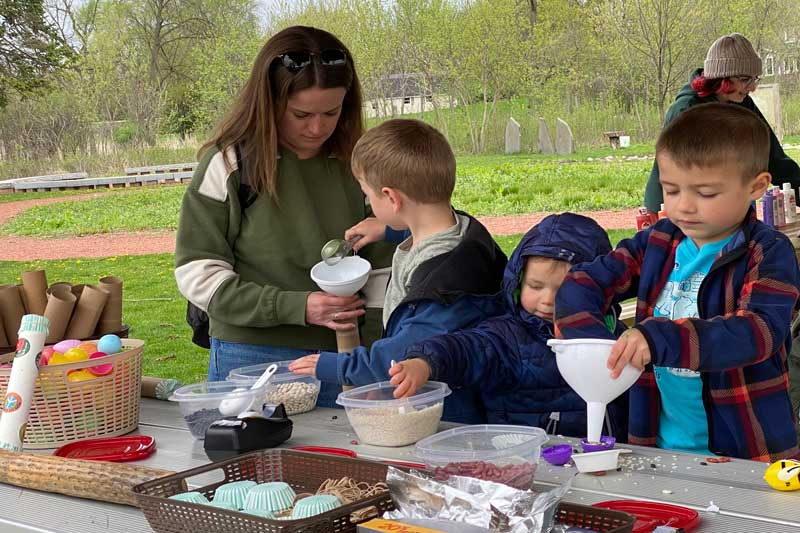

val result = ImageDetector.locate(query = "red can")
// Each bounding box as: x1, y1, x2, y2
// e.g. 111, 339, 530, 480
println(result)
636, 208, 652, 231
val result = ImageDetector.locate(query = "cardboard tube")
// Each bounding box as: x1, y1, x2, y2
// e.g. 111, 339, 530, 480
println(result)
95, 276, 123, 335
336, 318, 361, 391
0, 284, 25, 346
64, 285, 108, 340
47, 282, 72, 296
71, 284, 85, 300
0, 313, 7, 348
21, 270, 48, 315
43, 286, 77, 343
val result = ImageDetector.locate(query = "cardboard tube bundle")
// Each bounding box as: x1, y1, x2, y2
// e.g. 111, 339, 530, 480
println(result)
64, 284, 109, 340
43, 286, 77, 343
21, 270, 48, 315
0, 284, 26, 346
96, 276, 123, 335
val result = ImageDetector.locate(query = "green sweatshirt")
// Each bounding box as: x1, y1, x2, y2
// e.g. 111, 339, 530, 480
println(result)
174, 146, 393, 350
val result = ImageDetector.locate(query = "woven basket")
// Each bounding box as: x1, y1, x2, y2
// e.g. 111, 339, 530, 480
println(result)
133, 449, 394, 533
0, 339, 143, 449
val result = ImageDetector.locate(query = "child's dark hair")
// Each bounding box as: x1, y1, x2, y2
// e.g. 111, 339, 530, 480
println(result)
656, 102, 769, 180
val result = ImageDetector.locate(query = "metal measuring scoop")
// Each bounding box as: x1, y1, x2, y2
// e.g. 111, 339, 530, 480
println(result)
320, 235, 363, 265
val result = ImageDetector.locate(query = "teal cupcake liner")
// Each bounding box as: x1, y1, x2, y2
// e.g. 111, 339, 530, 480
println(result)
213, 480, 257, 509
242, 508, 276, 519
244, 481, 296, 513
290, 494, 341, 519
168, 491, 209, 504
206, 500, 239, 511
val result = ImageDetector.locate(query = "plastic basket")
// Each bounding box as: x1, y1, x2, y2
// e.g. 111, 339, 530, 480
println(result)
133, 449, 394, 533
555, 501, 635, 533
0, 339, 143, 449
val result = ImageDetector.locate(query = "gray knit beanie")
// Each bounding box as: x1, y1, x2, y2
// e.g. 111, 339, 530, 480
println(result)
703, 33, 762, 79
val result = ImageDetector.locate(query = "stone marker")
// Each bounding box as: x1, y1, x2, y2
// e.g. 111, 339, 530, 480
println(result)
751, 83, 783, 140
538, 118, 555, 154
505, 117, 521, 154
556, 118, 574, 155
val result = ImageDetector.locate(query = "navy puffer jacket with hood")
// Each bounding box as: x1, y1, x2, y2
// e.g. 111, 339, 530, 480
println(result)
404, 213, 629, 440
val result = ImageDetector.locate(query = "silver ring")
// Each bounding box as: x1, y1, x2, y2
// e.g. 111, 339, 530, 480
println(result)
333, 312, 340, 321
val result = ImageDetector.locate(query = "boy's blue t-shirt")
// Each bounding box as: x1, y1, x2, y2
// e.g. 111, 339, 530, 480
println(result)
652, 235, 733, 454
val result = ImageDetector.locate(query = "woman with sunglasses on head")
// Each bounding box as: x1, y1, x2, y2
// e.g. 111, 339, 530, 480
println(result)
174, 26, 393, 407
643, 33, 800, 215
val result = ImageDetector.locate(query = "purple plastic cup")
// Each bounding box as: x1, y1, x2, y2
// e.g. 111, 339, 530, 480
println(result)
542, 444, 573, 466
579, 435, 616, 453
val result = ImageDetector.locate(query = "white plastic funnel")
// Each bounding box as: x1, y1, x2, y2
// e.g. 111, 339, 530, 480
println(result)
310, 256, 371, 296
547, 338, 642, 443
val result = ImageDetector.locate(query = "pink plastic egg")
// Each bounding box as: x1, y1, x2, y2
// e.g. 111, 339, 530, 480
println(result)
53, 339, 81, 353
87, 351, 113, 376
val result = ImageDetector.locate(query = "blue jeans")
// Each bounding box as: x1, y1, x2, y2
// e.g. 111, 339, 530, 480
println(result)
209, 339, 342, 409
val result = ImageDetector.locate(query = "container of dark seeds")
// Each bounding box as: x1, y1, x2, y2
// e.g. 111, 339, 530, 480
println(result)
169, 381, 268, 439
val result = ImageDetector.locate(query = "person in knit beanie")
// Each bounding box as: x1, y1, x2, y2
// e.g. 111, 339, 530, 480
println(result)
643, 34, 800, 443
644, 32, 799, 214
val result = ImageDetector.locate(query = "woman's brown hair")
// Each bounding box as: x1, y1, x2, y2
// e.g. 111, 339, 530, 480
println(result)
200, 26, 364, 199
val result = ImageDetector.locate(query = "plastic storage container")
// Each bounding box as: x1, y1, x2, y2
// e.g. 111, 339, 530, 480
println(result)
227, 361, 321, 416
336, 381, 451, 447
169, 381, 267, 439
414, 425, 548, 489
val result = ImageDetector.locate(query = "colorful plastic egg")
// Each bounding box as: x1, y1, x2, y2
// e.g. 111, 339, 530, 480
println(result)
67, 369, 96, 382
97, 334, 122, 355
87, 352, 113, 376
77, 342, 98, 354
40, 347, 56, 366
764, 459, 800, 491
48, 352, 69, 365
53, 339, 81, 353
62, 348, 89, 363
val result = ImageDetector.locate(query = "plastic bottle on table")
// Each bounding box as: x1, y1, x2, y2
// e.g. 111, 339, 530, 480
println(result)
0, 315, 49, 451
782, 183, 797, 223
763, 191, 775, 227
773, 186, 786, 228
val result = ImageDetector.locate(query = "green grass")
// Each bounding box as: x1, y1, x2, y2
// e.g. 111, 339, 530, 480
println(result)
1, 154, 649, 236
0, 227, 638, 384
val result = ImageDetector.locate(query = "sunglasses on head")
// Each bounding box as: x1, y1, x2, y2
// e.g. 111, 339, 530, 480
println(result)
275, 49, 347, 73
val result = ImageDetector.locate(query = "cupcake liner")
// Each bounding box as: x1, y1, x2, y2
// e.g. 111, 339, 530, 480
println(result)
206, 501, 239, 511
213, 480, 257, 509
290, 494, 341, 519
242, 508, 276, 519
168, 491, 209, 504
244, 481, 296, 513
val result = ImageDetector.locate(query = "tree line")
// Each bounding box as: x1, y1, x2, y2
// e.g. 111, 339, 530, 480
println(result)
2, 0, 800, 168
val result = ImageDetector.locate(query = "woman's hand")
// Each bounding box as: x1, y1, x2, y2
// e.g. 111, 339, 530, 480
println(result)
289, 354, 320, 376
608, 329, 651, 378
306, 292, 365, 331
345, 217, 385, 252
389, 359, 431, 398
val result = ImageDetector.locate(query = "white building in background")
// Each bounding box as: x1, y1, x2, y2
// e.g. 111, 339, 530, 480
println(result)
363, 73, 451, 119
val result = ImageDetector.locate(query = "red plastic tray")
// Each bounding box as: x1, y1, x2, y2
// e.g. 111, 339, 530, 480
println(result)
291, 445, 427, 469
593, 500, 700, 532
54, 436, 156, 462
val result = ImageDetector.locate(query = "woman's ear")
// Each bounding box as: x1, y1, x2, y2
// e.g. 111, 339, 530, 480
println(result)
749, 171, 772, 200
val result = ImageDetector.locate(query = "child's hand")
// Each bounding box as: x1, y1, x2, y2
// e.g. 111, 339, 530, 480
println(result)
345, 217, 385, 252
608, 329, 651, 378
389, 359, 431, 398
288, 354, 320, 377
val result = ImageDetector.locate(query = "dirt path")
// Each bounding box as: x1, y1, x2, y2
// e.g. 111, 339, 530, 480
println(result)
0, 194, 636, 261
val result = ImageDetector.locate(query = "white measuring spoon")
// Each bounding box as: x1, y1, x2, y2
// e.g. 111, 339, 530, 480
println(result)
218, 363, 279, 416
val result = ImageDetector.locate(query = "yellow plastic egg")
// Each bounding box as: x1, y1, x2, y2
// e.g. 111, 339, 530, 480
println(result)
47, 352, 69, 365
67, 369, 96, 382
764, 459, 800, 491
62, 348, 89, 363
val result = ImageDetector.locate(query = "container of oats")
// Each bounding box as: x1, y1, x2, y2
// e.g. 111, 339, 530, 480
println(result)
227, 361, 321, 416
336, 381, 451, 447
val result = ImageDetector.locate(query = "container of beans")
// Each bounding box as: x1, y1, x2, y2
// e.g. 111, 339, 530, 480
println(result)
336, 381, 451, 447
227, 361, 321, 416
169, 381, 268, 439
414, 425, 548, 490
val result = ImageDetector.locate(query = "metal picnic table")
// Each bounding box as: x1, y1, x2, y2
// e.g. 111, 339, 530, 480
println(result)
1, 399, 798, 532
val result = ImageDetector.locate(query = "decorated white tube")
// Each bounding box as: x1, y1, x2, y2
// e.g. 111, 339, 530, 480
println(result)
0, 314, 49, 451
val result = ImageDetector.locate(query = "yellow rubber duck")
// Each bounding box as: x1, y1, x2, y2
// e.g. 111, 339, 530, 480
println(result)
764, 459, 800, 491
